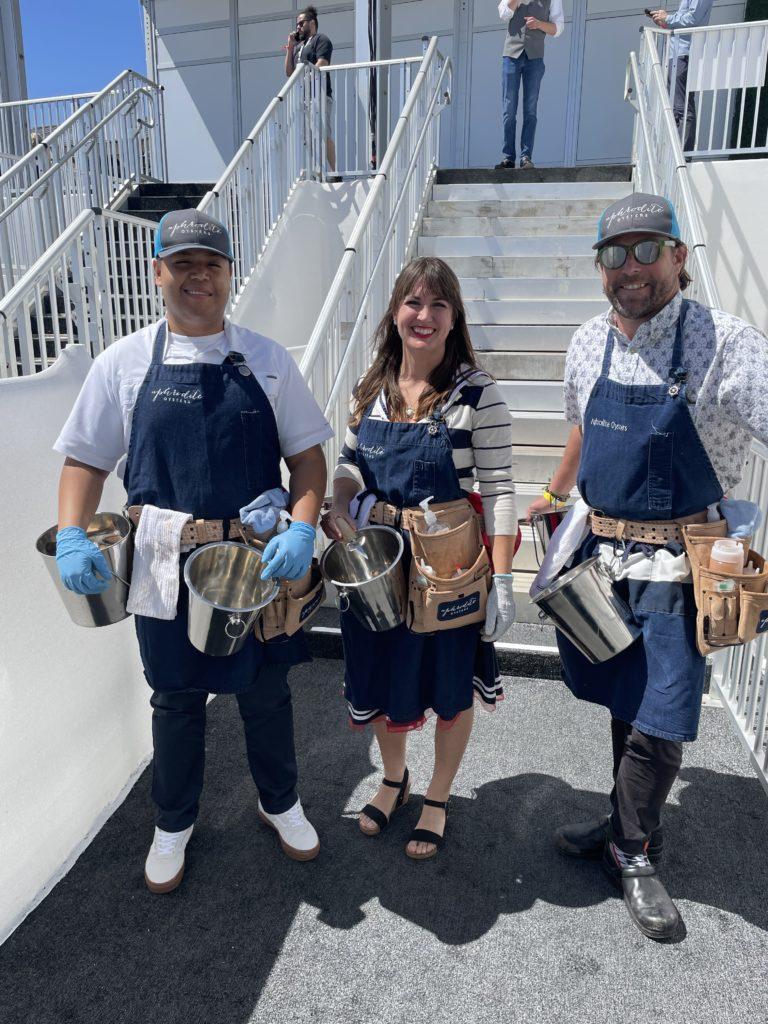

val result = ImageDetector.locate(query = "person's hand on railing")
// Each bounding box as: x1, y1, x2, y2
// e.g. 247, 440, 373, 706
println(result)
649, 9, 669, 27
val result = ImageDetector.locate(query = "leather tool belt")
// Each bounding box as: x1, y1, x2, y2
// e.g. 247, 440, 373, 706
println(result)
126, 504, 257, 547
590, 509, 709, 547
366, 498, 484, 533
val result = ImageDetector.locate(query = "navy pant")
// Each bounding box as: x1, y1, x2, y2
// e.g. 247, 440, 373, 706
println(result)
502, 53, 546, 163
608, 717, 683, 855
669, 55, 696, 152
150, 664, 298, 832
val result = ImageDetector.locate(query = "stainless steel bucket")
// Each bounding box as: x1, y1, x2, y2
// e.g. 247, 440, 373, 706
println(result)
527, 507, 570, 567
320, 525, 406, 632
36, 512, 133, 627
531, 556, 641, 664
184, 542, 279, 656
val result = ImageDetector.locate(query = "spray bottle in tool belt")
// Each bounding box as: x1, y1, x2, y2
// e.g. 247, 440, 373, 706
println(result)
419, 496, 449, 535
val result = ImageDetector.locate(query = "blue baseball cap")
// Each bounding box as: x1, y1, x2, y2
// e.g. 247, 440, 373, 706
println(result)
594, 192, 682, 249
153, 208, 234, 262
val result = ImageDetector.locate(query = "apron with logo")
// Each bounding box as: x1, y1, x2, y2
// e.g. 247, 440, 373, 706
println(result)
340, 404, 501, 730
558, 301, 723, 740
124, 321, 309, 693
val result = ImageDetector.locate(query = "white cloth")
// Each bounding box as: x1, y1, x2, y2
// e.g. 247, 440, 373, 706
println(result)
497, 0, 565, 37
54, 318, 334, 476
529, 498, 591, 597
482, 574, 517, 642
126, 505, 192, 620
348, 490, 378, 529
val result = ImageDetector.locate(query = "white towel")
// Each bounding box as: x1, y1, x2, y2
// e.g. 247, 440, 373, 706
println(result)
529, 498, 592, 598
126, 505, 192, 620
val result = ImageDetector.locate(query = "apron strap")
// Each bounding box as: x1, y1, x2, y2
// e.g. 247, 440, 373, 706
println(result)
150, 320, 168, 365
599, 328, 616, 377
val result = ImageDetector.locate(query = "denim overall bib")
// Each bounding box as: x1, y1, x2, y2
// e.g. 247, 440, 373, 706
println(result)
124, 321, 308, 694
558, 301, 723, 741
340, 403, 500, 730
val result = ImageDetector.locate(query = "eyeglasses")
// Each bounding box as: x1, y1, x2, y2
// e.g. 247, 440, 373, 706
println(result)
597, 238, 677, 270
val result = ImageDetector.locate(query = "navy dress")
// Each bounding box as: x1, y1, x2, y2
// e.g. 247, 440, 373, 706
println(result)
558, 302, 723, 742
340, 404, 502, 731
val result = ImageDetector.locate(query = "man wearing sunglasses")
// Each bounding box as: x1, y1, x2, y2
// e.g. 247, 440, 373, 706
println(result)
527, 192, 768, 941
285, 6, 338, 177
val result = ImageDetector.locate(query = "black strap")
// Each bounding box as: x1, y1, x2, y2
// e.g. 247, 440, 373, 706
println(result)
408, 828, 444, 848
360, 804, 389, 831
423, 797, 447, 809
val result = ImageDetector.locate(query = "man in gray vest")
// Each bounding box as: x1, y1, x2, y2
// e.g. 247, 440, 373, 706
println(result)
496, 0, 564, 169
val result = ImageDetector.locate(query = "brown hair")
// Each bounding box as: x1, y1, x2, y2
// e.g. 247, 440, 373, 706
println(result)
350, 257, 480, 426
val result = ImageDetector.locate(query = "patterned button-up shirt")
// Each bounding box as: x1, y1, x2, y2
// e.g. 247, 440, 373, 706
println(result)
563, 292, 768, 494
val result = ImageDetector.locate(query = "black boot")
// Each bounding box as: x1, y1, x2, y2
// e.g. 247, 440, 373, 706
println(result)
554, 818, 664, 862
602, 844, 680, 941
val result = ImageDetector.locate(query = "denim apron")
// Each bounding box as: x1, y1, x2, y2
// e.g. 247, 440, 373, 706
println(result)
124, 321, 308, 693
340, 403, 501, 730
558, 300, 723, 741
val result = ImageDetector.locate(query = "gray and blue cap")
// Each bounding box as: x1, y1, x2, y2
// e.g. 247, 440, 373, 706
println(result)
153, 208, 234, 262
594, 192, 682, 250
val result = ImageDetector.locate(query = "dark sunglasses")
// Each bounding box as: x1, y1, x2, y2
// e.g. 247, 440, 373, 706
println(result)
597, 238, 677, 270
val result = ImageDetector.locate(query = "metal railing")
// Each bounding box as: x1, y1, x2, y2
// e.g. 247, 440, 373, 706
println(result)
626, 29, 720, 308
0, 208, 161, 378
0, 71, 165, 296
715, 441, 768, 794
300, 37, 451, 468
643, 21, 768, 159
0, 91, 95, 159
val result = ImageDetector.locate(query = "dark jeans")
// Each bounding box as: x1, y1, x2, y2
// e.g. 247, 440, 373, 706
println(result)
669, 55, 697, 153
608, 717, 683, 855
502, 53, 546, 163
150, 663, 299, 832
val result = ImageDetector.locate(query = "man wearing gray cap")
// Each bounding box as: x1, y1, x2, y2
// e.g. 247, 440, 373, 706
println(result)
527, 192, 768, 940
52, 209, 333, 892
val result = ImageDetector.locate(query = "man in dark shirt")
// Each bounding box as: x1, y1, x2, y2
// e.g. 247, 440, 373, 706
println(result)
285, 5, 337, 176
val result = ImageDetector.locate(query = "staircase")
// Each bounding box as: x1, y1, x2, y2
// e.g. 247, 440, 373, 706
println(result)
418, 166, 632, 620
120, 181, 214, 222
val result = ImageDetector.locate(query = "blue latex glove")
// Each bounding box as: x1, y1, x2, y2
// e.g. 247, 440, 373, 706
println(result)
720, 497, 762, 539
56, 526, 113, 595
260, 521, 316, 581
240, 487, 289, 534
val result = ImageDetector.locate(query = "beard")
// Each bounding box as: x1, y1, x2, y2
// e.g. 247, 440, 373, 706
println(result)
604, 276, 676, 320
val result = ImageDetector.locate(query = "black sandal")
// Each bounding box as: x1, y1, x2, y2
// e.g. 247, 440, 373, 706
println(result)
359, 768, 410, 836
405, 797, 449, 860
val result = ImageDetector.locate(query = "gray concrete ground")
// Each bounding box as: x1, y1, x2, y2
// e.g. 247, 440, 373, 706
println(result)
1, 660, 767, 1024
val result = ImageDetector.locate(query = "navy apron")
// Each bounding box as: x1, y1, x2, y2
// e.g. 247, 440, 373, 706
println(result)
558, 301, 723, 741
124, 321, 309, 694
340, 403, 501, 729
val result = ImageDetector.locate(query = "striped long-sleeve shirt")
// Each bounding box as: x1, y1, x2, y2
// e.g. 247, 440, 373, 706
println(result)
334, 366, 517, 535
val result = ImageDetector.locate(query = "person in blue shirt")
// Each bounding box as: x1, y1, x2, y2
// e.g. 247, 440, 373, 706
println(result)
650, 0, 714, 151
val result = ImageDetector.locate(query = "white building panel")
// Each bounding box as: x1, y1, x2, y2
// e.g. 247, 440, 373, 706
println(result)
158, 27, 232, 64
154, 0, 230, 30
160, 62, 236, 181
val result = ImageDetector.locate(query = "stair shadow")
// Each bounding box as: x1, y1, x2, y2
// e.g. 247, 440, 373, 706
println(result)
1, 664, 766, 1024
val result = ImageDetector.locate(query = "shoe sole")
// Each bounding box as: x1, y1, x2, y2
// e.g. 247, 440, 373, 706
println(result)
258, 811, 320, 861
359, 789, 411, 836
144, 864, 184, 894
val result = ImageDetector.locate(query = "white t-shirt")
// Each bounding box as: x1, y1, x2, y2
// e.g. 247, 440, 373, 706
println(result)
54, 319, 334, 477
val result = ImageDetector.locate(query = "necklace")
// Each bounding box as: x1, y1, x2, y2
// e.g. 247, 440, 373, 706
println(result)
405, 406, 415, 418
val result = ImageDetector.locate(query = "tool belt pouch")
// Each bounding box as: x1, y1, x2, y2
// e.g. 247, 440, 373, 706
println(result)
682, 521, 768, 654
406, 500, 490, 633
256, 561, 325, 642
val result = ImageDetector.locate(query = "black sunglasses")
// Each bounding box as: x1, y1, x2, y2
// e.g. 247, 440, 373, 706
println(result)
597, 238, 677, 270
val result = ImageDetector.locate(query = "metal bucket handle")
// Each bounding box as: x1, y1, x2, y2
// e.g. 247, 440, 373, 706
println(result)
337, 590, 350, 613
225, 615, 247, 640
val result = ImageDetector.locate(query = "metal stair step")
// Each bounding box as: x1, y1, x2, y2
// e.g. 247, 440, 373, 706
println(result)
499, 379, 563, 412
465, 298, 604, 325
422, 215, 597, 237
470, 324, 574, 351
427, 197, 613, 219
419, 235, 594, 258
478, 350, 565, 380
459, 276, 603, 301
441, 255, 596, 278
513, 444, 567, 484
431, 181, 629, 202
510, 410, 570, 446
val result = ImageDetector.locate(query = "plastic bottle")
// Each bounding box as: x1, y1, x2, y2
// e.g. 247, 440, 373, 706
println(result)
419, 495, 449, 535
709, 538, 745, 574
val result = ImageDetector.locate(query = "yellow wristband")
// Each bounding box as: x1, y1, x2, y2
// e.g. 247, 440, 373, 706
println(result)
542, 488, 567, 505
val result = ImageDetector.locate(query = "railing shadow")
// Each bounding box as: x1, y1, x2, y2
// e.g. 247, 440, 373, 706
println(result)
1, 663, 766, 1022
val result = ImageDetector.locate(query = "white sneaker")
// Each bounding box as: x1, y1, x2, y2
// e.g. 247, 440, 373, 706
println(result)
258, 798, 320, 861
144, 825, 194, 893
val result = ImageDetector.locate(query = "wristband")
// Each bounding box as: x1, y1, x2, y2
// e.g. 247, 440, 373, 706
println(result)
542, 488, 568, 505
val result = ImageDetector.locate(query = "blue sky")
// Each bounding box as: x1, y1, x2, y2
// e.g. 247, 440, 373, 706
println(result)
20, 1, 146, 97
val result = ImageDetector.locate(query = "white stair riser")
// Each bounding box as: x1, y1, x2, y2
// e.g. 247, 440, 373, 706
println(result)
479, 351, 565, 380
441, 255, 597, 278
427, 198, 612, 219
511, 411, 571, 446
513, 445, 567, 484
460, 276, 603, 301
465, 298, 604, 326
419, 235, 594, 257
432, 182, 629, 201
501, 381, 564, 412
470, 324, 574, 351
422, 216, 597, 237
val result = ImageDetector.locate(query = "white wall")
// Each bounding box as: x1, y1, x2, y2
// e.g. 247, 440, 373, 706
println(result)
229, 176, 372, 359
689, 158, 768, 334
0, 346, 152, 945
